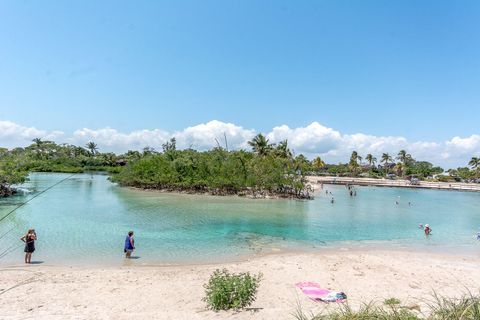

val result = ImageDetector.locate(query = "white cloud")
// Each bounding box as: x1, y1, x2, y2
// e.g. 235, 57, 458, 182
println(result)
71, 127, 170, 151
0, 120, 64, 146
174, 120, 255, 150
267, 122, 342, 154
1, 119, 479, 168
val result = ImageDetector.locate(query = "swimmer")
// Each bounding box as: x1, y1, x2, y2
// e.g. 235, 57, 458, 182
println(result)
408, 202, 411, 206
418, 224, 424, 229
476, 231, 480, 241
424, 224, 431, 236
354, 190, 357, 196
349, 190, 353, 196
326, 190, 328, 195
395, 201, 399, 205
331, 197, 335, 204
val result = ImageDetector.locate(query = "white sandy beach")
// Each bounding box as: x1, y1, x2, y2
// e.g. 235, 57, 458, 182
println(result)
1, 249, 480, 320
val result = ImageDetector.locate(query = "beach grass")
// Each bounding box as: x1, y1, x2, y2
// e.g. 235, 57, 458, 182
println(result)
293, 292, 480, 320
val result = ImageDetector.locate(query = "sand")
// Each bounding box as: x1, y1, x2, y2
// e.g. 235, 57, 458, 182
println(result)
1, 249, 480, 320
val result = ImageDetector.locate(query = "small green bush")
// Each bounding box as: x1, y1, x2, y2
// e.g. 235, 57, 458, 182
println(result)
203, 268, 262, 311
384, 298, 402, 306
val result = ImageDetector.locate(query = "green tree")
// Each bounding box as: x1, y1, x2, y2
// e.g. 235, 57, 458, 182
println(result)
248, 134, 273, 156
469, 156, 480, 170
394, 162, 404, 177
381, 153, 393, 175
469, 156, 480, 178
162, 138, 177, 153
365, 154, 377, 167
274, 140, 292, 159
312, 156, 326, 171
86, 141, 99, 156
348, 151, 361, 175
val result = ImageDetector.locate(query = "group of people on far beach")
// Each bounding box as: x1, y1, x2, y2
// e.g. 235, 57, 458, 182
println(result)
20, 229, 136, 264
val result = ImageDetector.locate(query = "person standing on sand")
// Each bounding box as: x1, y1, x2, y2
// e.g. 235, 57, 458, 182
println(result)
20, 228, 37, 264
124, 231, 135, 258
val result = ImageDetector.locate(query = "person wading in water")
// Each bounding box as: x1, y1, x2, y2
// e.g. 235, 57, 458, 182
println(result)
124, 231, 135, 258
20, 228, 37, 264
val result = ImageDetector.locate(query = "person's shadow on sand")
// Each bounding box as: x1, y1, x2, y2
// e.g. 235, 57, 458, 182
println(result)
29, 261, 45, 264
127, 256, 141, 260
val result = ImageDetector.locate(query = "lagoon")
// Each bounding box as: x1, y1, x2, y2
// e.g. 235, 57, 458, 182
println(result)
0, 173, 479, 265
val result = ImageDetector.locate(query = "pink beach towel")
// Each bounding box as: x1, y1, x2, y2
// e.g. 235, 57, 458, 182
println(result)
295, 282, 346, 303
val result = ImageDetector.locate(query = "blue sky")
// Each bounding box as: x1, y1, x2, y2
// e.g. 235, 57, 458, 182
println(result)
0, 1, 479, 167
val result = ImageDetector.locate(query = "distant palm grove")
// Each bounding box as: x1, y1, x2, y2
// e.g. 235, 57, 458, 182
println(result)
1, 134, 479, 197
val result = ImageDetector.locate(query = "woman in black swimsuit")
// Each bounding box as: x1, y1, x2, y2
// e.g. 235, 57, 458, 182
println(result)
20, 228, 37, 264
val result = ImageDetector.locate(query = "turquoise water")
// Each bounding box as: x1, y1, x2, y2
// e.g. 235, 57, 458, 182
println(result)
0, 173, 479, 265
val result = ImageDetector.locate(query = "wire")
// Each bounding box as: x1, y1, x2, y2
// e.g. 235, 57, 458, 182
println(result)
0, 226, 15, 240
0, 174, 76, 260
0, 173, 76, 223
0, 243, 23, 260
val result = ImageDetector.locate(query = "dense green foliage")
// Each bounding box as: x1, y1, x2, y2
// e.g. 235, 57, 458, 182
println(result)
0, 152, 29, 196
1, 136, 479, 198
312, 150, 447, 180
0, 139, 124, 196
203, 269, 262, 311
111, 146, 312, 198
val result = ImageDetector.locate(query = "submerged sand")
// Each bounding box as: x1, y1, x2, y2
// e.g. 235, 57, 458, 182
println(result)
1, 249, 480, 319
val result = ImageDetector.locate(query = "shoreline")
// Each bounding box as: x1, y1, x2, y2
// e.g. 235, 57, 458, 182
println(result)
2, 248, 480, 319
2, 241, 479, 269
126, 185, 314, 200
308, 176, 480, 192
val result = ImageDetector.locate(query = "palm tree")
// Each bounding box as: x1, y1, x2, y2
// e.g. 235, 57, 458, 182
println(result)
32, 138, 43, 147
350, 151, 359, 163
248, 134, 273, 156
365, 154, 377, 167
275, 140, 292, 159
394, 162, 404, 177
86, 141, 98, 156
31, 138, 44, 159
381, 153, 392, 165
349, 151, 361, 175
381, 153, 393, 175
469, 156, 480, 178
469, 156, 480, 170
397, 150, 412, 165
396, 150, 412, 177
312, 156, 326, 171
348, 161, 360, 176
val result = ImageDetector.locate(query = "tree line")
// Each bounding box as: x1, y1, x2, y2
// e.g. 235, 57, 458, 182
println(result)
1, 135, 480, 197
312, 150, 480, 182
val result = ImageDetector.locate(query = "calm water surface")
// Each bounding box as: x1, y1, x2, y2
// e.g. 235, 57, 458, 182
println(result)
0, 173, 479, 265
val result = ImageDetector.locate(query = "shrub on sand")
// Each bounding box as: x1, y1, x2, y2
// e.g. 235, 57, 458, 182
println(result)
203, 268, 262, 311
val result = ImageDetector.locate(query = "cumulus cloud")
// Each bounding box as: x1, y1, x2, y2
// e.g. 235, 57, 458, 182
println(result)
267, 122, 342, 154
0, 120, 64, 147
71, 127, 170, 151
1, 119, 479, 168
174, 120, 255, 150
